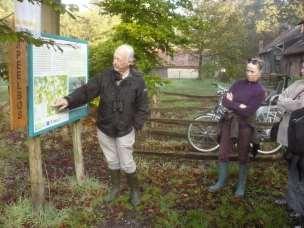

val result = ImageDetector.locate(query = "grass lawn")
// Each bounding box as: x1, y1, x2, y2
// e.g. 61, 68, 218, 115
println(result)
0, 109, 292, 227
160, 78, 230, 96
0, 78, 294, 227
157, 79, 227, 110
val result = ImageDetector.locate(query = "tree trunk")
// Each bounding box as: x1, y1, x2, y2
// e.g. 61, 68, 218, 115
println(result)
198, 52, 203, 80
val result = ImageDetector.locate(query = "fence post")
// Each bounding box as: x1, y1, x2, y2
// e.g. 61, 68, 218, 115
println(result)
151, 94, 160, 128
28, 137, 44, 211
71, 120, 85, 184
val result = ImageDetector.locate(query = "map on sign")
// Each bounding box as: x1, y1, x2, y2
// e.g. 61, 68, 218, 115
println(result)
28, 34, 88, 137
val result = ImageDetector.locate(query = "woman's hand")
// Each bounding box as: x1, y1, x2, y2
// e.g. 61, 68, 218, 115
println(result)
226, 92, 233, 101
239, 104, 247, 109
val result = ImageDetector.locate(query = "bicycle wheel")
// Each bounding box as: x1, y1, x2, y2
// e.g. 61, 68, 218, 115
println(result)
187, 114, 219, 152
257, 128, 282, 154
256, 112, 282, 155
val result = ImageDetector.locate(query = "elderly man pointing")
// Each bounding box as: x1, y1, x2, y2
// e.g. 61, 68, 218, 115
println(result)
54, 44, 150, 206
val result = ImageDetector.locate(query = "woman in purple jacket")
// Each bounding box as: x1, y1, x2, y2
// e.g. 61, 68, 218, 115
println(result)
208, 58, 266, 198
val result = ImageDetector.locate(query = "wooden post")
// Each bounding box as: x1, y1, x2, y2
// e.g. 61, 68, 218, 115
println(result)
26, 1, 60, 209
151, 94, 160, 128
28, 137, 44, 211
8, 40, 28, 130
41, 3, 60, 34
9, 0, 67, 211
71, 120, 85, 184
42, 1, 85, 185
42, 0, 86, 185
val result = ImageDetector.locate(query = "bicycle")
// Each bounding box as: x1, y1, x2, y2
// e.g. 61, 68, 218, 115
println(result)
255, 94, 283, 154
187, 83, 227, 152
187, 83, 283, 154
254, 75, 290, 154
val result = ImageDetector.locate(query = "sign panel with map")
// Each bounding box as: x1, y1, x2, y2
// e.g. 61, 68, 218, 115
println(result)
28, 34, 88, 137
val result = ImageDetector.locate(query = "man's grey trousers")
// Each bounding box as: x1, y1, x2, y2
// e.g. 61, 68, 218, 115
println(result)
97, 128, 136, 174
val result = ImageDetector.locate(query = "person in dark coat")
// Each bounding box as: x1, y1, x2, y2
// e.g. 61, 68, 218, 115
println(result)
54, 44, 150, 206
208, 58, 266, 198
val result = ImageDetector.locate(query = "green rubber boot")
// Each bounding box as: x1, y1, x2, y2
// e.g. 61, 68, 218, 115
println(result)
104, 169, 120, 203
126, 172, 140, 207
235, 164, 248, 198
208, 162, 228, 192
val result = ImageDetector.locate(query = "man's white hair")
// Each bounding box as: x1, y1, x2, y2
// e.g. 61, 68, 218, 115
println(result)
115, 44, 135, 63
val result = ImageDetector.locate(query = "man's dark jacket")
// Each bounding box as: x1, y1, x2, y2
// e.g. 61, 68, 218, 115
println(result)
66, 68, 150, 137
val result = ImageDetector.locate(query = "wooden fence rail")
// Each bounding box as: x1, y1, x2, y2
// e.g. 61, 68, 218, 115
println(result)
148, 118, 275, 127
151, 107, 212, 112
134, 149, 282, 161
162, 92, 218, 100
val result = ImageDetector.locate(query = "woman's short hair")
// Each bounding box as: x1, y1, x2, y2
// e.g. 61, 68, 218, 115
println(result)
247, 57, 264, 71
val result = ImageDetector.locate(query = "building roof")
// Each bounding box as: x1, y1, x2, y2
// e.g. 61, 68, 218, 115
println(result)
259, 25, 302, 55
284, 38, 304, 56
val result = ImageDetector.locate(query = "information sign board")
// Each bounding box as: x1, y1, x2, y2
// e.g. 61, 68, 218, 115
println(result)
28, 34, 88, 137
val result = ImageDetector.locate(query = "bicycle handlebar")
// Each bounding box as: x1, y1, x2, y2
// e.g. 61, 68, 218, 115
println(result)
212, 82, 228, 95
269, 94, 280, 103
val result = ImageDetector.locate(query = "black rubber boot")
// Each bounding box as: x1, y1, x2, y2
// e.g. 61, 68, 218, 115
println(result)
104, 169, 120, 203
126, 172, 140, 207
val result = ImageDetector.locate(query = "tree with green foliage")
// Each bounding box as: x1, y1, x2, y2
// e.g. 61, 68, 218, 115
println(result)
239, 0, 304, 56
60, 5, 119, 43
254, 0, 304, 33
185, 0, 249, 79
185, 0, 304, 80
91, 0, 192, 74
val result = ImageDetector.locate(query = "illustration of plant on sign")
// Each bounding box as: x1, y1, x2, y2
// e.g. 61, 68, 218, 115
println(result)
34, 75, 68, 116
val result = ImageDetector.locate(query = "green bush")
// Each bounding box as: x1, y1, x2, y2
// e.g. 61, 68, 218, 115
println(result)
89, 38, 159, 77
89, 39, 122, 77
202, 62, 218, 79
144, 74, 170, 97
